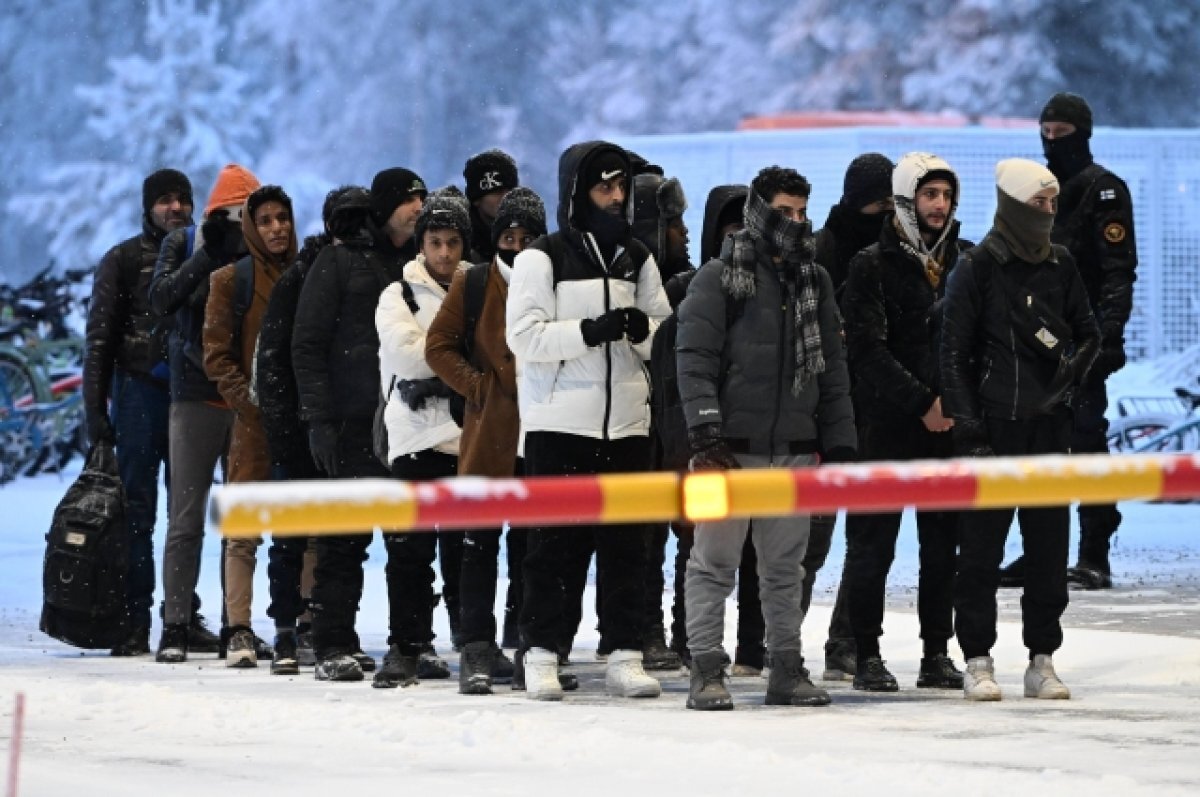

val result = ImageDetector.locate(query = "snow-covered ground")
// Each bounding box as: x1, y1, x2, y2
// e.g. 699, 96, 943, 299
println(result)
3, 456, 1199, 795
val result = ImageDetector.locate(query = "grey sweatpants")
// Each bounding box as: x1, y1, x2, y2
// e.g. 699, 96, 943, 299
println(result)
161, 400, 233, 625
685, 452, 814, 657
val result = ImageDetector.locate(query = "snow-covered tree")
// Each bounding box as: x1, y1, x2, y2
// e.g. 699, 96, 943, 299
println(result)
8, 0, 272, 270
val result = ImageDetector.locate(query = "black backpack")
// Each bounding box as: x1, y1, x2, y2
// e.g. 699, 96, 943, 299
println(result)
40, 442, 130, 649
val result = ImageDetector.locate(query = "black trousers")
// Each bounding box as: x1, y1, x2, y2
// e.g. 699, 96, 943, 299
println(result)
1072, 376, 1121, 554
309, 422, 384, 658
520, 432, 651, 653
802, 513, 855, 656
459, 460, 528, 646
846, 419, 959, 659
267, 455, 321, 629
955, 411, 1071, 660
386, 449, 459, 654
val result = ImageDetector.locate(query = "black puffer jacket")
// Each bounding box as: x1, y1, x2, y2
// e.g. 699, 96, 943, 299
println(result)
255, 234, 330, 470
149, 226, 224, 403
467, 205, 493, 265
699, 185, 748, 265
941, 234, 1100, 421
842, 218, 969, 423
815, 203, 888, 296
83, 218, 173, 415
292, 217, 413, 425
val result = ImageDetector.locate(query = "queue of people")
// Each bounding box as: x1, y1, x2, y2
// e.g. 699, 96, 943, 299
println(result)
81, 91, 1136, 707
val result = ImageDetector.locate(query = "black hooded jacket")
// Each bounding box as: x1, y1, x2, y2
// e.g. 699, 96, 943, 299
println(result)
83, 218, 174, 415
699, 185, 748, 265
815, 203, 888, 297
468, 205, 494, 265
291, 195, 415, 426
841, 218, 969, 424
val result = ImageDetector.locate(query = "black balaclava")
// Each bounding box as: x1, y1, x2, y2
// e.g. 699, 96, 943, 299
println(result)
579, 149, 631, 253
1040, 92, 1094, 181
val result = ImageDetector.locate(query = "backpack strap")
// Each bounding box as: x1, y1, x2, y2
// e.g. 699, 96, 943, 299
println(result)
399, 277, 418, 315
461, 262, 490, 363
229, 256, 256, 362
185, 225, 197, 259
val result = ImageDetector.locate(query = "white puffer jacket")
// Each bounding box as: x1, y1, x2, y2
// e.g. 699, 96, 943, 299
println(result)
376, 255, 465, 462
506, 232, 671, 440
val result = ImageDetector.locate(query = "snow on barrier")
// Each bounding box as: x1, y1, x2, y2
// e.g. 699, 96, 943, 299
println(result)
210, 453, 1200, 538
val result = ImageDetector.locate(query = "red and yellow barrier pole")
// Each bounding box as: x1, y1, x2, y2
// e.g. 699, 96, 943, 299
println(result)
211, 453, 1200, 538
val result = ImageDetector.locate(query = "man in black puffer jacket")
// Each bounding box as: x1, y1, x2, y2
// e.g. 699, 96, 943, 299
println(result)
83, 168, 192, 656
840, 152, 969, 693
291, 168, 426, 682
941, 158, 1098, 702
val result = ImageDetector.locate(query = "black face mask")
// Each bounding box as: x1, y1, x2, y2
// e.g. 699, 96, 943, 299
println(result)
583, 202, 630, 250
496, 247, 518, 267
1042, 131, 1092, 181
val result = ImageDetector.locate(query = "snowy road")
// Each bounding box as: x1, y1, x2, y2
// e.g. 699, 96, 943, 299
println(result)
3, 466, 1200, 795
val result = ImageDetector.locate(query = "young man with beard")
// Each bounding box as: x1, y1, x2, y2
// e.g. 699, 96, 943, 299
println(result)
506, 141, 672, 701
291, 167, 427, 681
202, 184, 298, 668
463, 149, 519, 264
840, 153, 969, 692
677, 166, 856, 710
941, 159, 1099, 700
811, 152, 895, 682
1000, 93, 1138, 591
83, 168, 195, 656
151, 164, 260, 663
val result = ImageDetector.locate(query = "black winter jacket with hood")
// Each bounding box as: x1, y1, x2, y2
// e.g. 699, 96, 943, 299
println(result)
84, 218, 176, 416
699, 185, 749, 265
292, 192, 414, 425
815, 203, 888, 296
842, 217, 969, 424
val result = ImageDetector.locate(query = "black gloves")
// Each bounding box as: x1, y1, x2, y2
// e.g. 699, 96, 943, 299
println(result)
1090, 341, 1126, 380
952, 418, 994, 458
687, 423, 740, 471
201, 209, 246, 266
623, 307, 650, 344
580, 309, 626, 347
308, 422, 340, 476
85, 409, 115, 447
821, 446, 857, 464
397, 377, 454, 412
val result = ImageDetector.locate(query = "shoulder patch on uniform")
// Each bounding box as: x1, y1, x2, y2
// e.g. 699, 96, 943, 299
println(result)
1099, 188, 1117, 202
1104, 222, 1127, 244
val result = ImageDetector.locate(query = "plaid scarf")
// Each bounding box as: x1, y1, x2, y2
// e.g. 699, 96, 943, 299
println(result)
720, 187, 825, 395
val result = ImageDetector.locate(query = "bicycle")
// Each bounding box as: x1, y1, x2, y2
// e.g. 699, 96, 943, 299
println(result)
1107, 386, 1200, 453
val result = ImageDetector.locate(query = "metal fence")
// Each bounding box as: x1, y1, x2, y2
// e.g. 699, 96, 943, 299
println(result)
617, 127, 1200, 361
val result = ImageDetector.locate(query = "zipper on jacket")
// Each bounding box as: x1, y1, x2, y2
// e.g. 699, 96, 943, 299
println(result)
584, 232, 614, 441
767, 274, 788, 461
1010, 325, 1019, 419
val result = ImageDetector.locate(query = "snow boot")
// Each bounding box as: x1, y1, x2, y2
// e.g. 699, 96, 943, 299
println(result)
490, 643, 514, 684
315, 652, 364, 682
765, 650, 830, 706
459, 641, 495, 695
731, 643, 765, 677
822, 641, 857, 682
110, 625, 150, 657
351, 649, 376, 673
1024, 654, 1070, 699
605, 650, 662, 698
225, 627, 258, 668
852, 656, 899, 692
295, 626, 316, 667
916, 653, 964, 689
373, 644, 419, 688
643, 628, 683, 671
963, 656, 1002, 701
511, 649, 578, 692
686, 651, 734, 711
998, 555, 1026, 589
523, 647, 564, 701
271, 631, 299, 676
187, 612, 221, 653
416, 644, 451, 679
155, 623, 188, 664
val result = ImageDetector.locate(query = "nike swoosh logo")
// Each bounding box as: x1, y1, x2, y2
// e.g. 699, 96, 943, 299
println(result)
601, 169, 623, 181
1040, 179, 1055, 187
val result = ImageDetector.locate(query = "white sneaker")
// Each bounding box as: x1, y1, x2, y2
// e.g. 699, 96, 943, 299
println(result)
605, 649, 662, 698
1024, 654, 1071, 699
963, 656, 1002, 701
524, 648, 563, 701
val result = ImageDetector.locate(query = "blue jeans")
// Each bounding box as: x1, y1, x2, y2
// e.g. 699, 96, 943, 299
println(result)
110, 372, 170, 630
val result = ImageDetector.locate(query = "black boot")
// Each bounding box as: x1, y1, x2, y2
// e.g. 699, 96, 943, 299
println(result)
271, 631, 299, 676
765, 650, 831, 707
459, 641, 495, 695
417, 643, 451, 679
686, 651, 734, 711
916, 653, 964, 689
643, 626, 682, 671
998, 555, 1026, 589
187, 612, 221, 653
155, 623, 189, 664
110, 624, 150, 657
373, 644, 419, 689
490, 643, 515, 684
852, 656, 899, 692
1068, 533, 1113, 590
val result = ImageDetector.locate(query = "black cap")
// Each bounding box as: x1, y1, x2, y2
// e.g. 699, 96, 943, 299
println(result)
370, 167, 428, 225
1040, 92, 1093, 139
415, 187, 471, 248
463, 149, 519, 202
840, 153, 894, 211
491, 187, 547, 246
582, 149, 628, 191
142, 168, 192, 215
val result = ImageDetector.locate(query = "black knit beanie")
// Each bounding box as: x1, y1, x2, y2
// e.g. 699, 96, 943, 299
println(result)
142, 168, 192, 214
415, 187, 472, 248
840, 153, 894, 211
370, 167, 428, 225
1040, 92, 1093, 139
463, 150, 519, 202
491, 187, 547, 246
